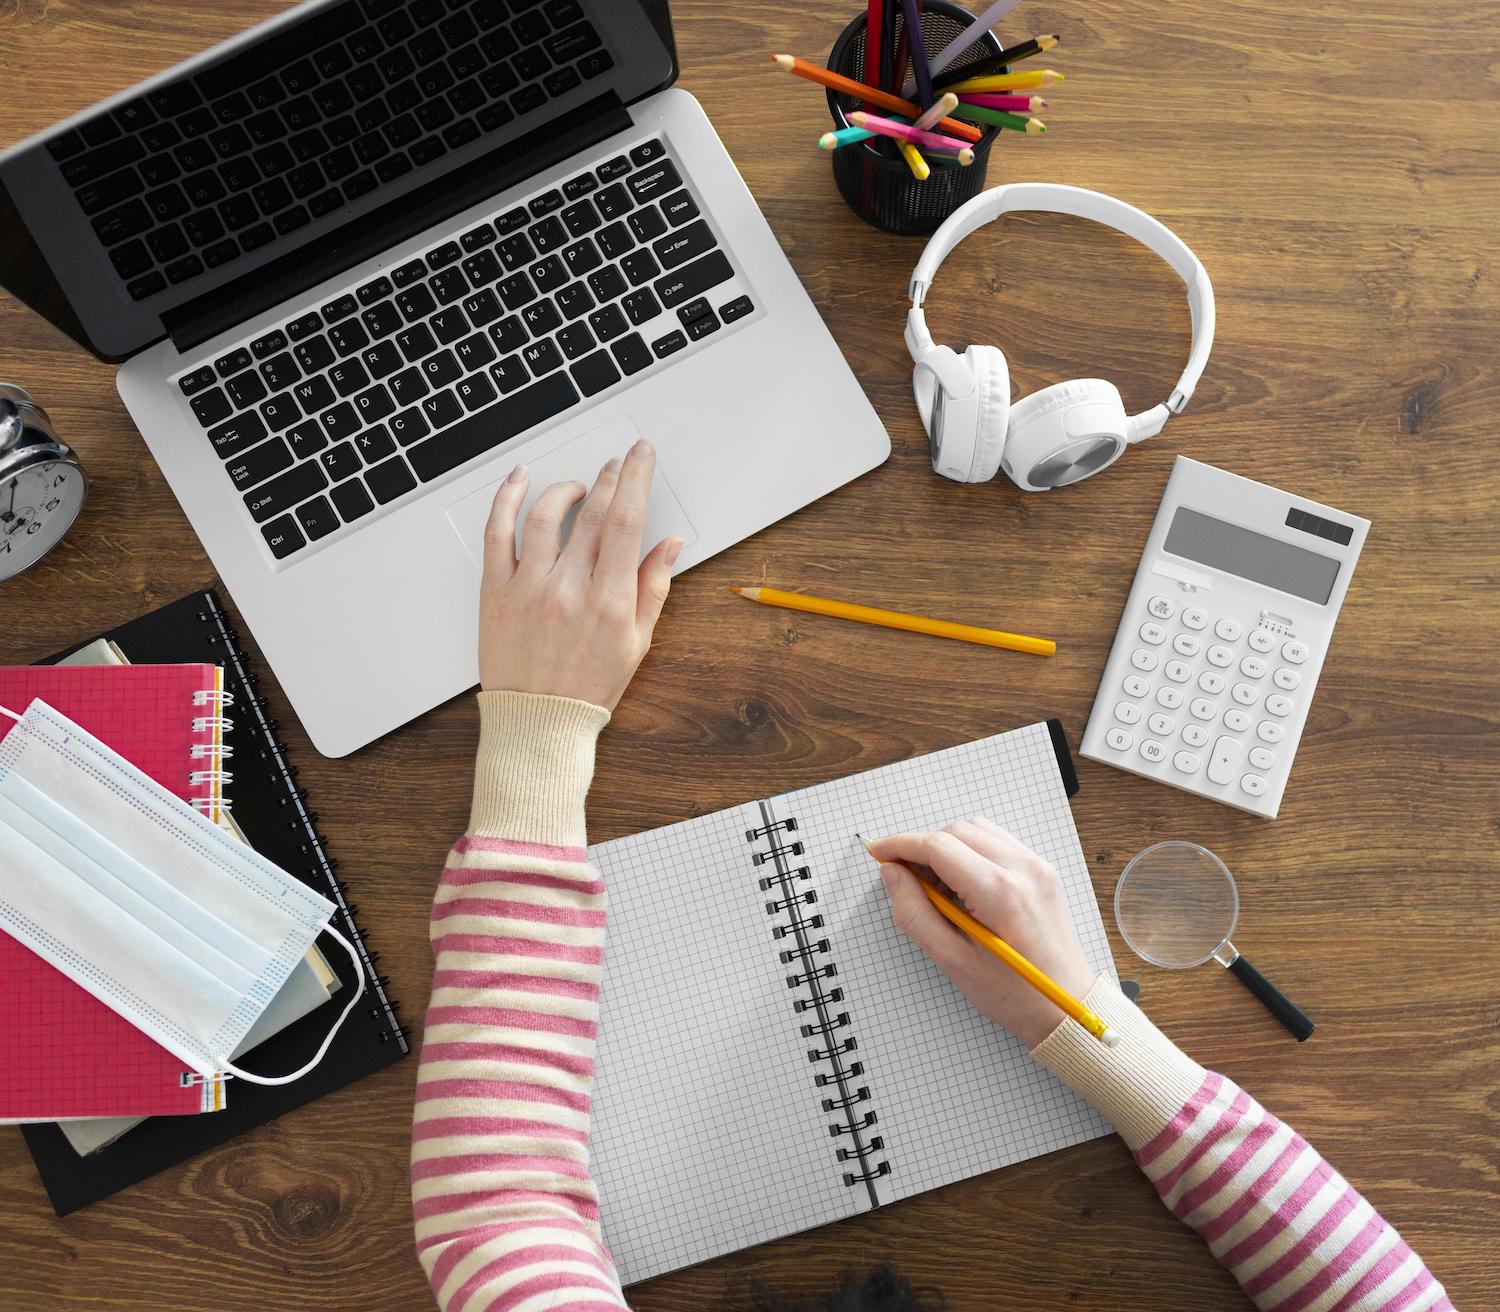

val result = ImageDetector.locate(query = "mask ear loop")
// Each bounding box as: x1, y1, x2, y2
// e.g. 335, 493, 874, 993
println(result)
0, 702, 22, 723
218, 922, 367, 1086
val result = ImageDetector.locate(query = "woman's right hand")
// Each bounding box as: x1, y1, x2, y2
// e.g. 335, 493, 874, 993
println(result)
868, 819, 1100, 1049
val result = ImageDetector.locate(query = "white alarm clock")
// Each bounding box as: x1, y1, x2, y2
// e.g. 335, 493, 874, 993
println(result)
1082, 457, 1369, 818
0, 384, 86, 581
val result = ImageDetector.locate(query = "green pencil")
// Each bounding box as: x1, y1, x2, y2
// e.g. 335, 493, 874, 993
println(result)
952, 103, 1047, 134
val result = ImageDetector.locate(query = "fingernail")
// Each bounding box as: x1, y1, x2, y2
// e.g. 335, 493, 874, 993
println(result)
601, 456, 620, 476
879, 863, 900, 894
506, 463, 528, 484
631, 438, 654, 457
664, 536, 684, 566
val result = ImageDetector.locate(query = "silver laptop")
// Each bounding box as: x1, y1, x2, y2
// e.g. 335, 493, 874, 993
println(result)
0, 0, 888, 755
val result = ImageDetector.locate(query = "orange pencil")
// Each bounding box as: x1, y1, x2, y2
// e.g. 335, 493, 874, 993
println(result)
770, 54, 983, 144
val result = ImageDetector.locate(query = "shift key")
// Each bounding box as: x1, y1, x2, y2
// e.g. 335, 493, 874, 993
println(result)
655, 251, 732, 308
243, 461, 328, 522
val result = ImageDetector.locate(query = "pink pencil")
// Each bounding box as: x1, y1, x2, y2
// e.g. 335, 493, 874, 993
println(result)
955, 92, 1048, 111
848, 111, 971, 154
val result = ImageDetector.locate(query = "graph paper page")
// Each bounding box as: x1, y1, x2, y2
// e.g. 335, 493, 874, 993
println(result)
774, 722, 1116, 1207
587, 800, 864, 1286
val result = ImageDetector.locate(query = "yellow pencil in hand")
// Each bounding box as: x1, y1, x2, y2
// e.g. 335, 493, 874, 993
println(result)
859, 836, 1120, 1047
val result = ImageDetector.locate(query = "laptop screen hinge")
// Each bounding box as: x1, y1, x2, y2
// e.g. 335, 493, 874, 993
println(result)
164, 94, 633, 358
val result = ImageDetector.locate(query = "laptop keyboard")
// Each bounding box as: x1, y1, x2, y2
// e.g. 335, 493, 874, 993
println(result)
47, 0, 613, 302
174, 138, 754, 561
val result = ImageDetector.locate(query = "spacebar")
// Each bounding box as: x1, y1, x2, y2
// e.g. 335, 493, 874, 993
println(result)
406, 374, 580, 483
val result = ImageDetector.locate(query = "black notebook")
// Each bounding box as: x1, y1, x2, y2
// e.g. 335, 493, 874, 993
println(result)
21, 590, 408, 1215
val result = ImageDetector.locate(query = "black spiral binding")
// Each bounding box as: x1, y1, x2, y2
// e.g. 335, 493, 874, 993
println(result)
197, 595, 409, 1054
747, 801, 890, 1202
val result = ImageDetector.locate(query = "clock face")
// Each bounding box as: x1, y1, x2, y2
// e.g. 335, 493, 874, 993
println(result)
0, 459, 85, 579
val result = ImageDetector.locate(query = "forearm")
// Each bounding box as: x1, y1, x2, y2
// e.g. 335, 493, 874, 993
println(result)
1035, 980, 1453, 1312
412, 692, 627, 1312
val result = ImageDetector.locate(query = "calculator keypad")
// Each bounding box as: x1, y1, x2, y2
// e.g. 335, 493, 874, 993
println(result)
1098, 602, 1308, 802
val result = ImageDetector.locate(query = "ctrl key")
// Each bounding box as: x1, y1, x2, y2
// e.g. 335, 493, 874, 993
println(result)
261, 514, 305, 559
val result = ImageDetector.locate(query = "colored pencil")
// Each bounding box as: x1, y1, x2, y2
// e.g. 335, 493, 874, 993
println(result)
819, 125, 875, 149
951, 103, 1046, 133
932, 34, 1058, 91
896, 139, 930, 180
912, 91, 958, 132
863, 0, 884, 108
856, 836, 1120, 1048
902, 0, 1022, 95
899, 0, 933, 109
879, 0, 898, 93
849, 112, 973, 156
770, 54, 983, 142
953, 92, 1047, 112
730, 586, 1055, 656
945, 68, 1063, 92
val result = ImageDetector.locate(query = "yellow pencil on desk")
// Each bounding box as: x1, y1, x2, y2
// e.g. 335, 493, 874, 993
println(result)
729, 586, 1055, 656
858, 836, 1120, 1048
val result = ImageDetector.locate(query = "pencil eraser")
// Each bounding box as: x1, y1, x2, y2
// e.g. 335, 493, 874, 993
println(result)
1101, 1028, 1122, 1049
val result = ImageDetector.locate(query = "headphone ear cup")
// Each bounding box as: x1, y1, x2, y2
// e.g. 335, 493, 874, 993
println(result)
963, 345, 1011, 483
1002, 378, 1129, 490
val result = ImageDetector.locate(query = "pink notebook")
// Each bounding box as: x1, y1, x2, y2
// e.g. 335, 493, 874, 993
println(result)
0, 663, 230, 1121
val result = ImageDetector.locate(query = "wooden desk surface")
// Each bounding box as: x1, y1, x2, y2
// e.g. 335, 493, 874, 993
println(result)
2, 2, 1497, 1308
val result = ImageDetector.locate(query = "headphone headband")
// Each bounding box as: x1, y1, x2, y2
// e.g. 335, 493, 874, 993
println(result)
905, 184, 1215, 440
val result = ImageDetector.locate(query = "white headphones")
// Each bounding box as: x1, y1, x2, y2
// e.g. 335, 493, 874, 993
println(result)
905, 183, 1216, 490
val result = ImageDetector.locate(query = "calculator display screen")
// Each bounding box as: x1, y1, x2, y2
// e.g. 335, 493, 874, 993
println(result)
1164, 507, 1341, 604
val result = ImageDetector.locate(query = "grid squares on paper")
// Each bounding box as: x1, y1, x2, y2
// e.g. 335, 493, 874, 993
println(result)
775, 723, 1115, 1207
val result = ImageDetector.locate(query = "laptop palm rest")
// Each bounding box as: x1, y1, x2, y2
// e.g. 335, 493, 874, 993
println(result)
445, 413, 699, 568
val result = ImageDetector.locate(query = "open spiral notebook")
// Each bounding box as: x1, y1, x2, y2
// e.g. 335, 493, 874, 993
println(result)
586, 719, 1117, 1286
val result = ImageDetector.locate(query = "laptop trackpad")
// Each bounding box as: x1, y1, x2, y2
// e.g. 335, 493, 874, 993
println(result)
445, 414, 699, 569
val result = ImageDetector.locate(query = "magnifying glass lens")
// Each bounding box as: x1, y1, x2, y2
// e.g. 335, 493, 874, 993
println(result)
1115, 841, 1239, 969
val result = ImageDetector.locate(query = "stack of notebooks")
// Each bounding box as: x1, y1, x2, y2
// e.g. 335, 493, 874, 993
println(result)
2, 591, 409, 1214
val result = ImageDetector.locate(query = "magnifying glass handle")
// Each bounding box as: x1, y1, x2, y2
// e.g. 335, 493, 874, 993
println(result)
1228, 953, 1315, 1042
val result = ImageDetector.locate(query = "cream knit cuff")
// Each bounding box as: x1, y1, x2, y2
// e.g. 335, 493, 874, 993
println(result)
1031, 976, 1209, 1151
469, 691, 611, 847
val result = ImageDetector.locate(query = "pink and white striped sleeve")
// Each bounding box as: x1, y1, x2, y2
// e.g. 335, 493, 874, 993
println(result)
1035, 979, 1454, 1312
412, 691, 629, 1312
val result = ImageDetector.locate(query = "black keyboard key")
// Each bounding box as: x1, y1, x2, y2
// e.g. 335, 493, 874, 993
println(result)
661, 190, 699, 227
628, 159, 681, 204
261, 514, 305, 559
422, 389, 463, 429
398, 284, 438, 321
215, 347, 253, 378
322, 294, 358, 324
654, 220, 716, 271
545, 21, 600, 64
365, 455, 417, 504
330, 477, 375, 521
653, 330, 687, 359
388, 408, 429, 446
570, 349, 620, 398
530, 255, 567, 294
557, 322, 595, 360
677, 297, 713, 325
655, 251, 734, 308
623, 288, 660, 325
498, 271, 537, 310
462, 287, 504, 327
531, 216, 566, 252
687, 311, 720, 341
356, 423, 396, 462
363, 301, 404, 338
587, 265, 628, 303
147, 224, 190, 263
354, 382, 396, 426
721, 295, 754, 323
461, 222, 497, 252
455, 371, 497, 413
522, 299, 562, 337
560, 199, 600, 237
432, 266, 470, 305
391, 258, 427, 287
443, 117, 481, 149
397, 323, 438, 361
287, 311, 321, 340
207, 410, 268, 458
260, 392, 300, 432
588, 303, 628, 342
127, 271, 168, 301
427, 240, 462, 270
498, 233, 536, 271
597, 221, 634, 260
513, 49, 549, 83
630, 138, 665, 167
226, 436, 294, 490
321, 401, 361, 441
286, 419, 327, 460
596, 182, 632, 221
462, 249, 503, 288
202, 240, 239, 270
294, 335, 336, 372
165, 254, 206, 284
378, 152, 414, 185
110, 239, 153, 281
178, 366, 216, 397
431, 306, 469, 344
191, 387, 233, 427
489, 355, 529, 394
294, 495, 339, 542
329, 319, 371, 356
489, 316, 528, 355
77, 167, 143, 217
319, 440, 362, 482
555, 283, 594, 320
292, 374, 335, 414
251, 329, 288, 359
408, 372, 578, 482
563, 172, 597, 200
358, 275, 394, 305
598, 155, 629, 181
454, 331, 496, 371
410, 134, 446, 166
628, 205, 667, 242
522, 338, 563, 376
422, 349, 462, 388
621, 250, 659, 286
388, 366, 429, 406
329, 359, 370, 398
561, 238, 601, 278
611, 332, 651, 376
495, 206, 529, 236
529, 189, 564, 218
363, 340, 403, 378
62, 137, 146, 189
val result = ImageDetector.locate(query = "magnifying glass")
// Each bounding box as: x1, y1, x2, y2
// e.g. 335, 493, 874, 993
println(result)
1115, 841, 1314, 1042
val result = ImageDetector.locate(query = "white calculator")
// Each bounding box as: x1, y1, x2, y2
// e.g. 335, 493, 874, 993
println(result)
1081, 457, 1368, 817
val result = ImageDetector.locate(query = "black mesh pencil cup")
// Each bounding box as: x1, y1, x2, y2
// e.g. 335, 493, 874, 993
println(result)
826, 0, 1006, 234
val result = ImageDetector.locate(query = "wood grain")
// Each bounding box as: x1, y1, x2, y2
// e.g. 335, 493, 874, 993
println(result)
2, 1, 1497, 1309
